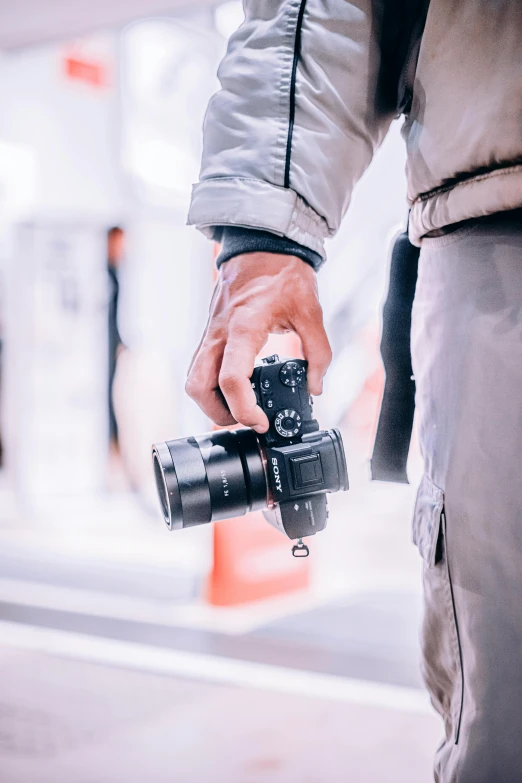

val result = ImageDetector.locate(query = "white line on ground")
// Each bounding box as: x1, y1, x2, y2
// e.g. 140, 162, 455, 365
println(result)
0, 578, 353, 635
0, 620, 432, 716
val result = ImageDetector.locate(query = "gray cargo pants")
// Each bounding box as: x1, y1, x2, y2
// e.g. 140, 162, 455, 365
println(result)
411, 211, 522, 782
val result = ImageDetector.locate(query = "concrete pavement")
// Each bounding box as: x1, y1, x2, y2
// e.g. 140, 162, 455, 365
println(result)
0, 645, 441, 783
0, 455, 443, 782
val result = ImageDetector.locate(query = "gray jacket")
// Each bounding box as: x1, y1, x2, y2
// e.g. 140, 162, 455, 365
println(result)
188, 0, 522, 259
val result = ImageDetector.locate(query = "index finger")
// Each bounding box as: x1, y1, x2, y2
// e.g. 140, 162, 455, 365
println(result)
186, 343, 237, 427
219, 336, 269, 433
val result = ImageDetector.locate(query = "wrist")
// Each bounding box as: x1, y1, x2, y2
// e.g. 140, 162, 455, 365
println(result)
219, 252, 318, 304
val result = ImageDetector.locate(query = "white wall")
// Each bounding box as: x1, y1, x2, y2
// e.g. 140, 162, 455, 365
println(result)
0, 0, 215, 50
0, 34, 124, 502
0, 34, 124, 221
0, 19, 222, 510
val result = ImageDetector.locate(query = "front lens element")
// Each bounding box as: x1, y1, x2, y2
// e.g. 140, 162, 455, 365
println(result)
151, 442, 183, 530
153, 451, 169, 522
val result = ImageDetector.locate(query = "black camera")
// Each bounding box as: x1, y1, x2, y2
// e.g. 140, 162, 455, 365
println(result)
152, 356, 348, 556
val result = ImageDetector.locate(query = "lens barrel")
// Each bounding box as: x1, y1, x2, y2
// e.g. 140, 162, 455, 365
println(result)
152, 428, 268, 531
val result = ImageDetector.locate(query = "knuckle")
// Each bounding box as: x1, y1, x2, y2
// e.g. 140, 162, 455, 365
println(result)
214, 413, 234, 426
295, 270, 316, 296
185, 377, 200, 400
218, 372, 240, 394
229, 317, 257, 340
323, 344, 333, 367
313, 340, 332, 371
307, 298, 324, 322
232, 406, 255, 426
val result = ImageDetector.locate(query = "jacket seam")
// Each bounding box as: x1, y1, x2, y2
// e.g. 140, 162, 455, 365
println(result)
202, 220, 285, 235
205, 220, 325, 256
441, 509, 465, 744
412, 162, 522, 205
284, 0, 308, 189
194, 177, 328, 233
198, 176, 294, 192
420, 224, 480, 249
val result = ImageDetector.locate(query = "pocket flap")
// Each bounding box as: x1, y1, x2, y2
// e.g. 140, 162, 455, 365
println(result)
412, 475, 444, 566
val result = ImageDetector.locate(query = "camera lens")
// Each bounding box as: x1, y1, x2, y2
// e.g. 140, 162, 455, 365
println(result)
152, 429, 268, 531
153, 450, 170, 521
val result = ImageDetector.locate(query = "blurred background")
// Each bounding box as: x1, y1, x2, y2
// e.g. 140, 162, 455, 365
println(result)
0, 2, 441, 781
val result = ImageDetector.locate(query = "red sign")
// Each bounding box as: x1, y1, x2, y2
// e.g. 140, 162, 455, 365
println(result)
64, 57, 107, 88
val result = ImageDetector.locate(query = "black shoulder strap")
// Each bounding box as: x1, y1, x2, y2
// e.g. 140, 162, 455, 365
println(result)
370, 230, 420, 483
370, 2, 431, 483
380, 0, 432, 114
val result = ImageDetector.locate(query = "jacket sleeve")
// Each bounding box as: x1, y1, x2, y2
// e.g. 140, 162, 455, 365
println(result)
216, 226, 325, 270
187, 0, 401, 261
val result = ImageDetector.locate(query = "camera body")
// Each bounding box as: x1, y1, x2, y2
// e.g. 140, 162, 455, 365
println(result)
251, 356, 348, 542
152, 356, 348, 556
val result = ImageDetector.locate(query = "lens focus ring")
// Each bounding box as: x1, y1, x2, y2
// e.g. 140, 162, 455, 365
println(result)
167, 438, 212, 528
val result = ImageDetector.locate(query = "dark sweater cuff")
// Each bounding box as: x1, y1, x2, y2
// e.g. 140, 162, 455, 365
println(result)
215, 227, 324, 271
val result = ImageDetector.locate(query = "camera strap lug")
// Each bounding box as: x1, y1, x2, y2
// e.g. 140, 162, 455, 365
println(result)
292, 538, 310, 558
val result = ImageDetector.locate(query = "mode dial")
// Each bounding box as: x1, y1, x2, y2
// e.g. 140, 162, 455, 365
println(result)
274, 409, 302, 438
279, 361, 306, 388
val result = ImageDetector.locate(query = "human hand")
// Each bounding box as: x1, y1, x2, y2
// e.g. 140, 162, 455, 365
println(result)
186, 253, 332, 433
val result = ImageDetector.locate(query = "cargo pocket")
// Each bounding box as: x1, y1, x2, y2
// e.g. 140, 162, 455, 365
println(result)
413, 475, 464, 744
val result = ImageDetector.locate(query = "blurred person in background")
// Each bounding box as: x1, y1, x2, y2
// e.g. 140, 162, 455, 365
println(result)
107, 226, 125, 459
183, 2, 522, 781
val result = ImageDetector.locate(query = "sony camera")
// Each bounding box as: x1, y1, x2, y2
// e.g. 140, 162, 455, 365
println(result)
152, 356, 348, 556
